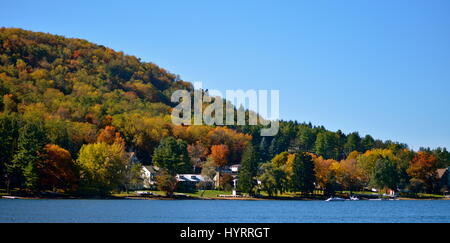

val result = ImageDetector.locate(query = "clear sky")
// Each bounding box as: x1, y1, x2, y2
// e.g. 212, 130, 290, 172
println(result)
2, 0, 450, 150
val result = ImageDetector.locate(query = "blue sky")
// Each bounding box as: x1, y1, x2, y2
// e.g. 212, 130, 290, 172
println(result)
2, 0, 450, 149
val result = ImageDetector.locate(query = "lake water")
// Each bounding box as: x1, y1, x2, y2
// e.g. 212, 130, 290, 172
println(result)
1, 199, 449, 223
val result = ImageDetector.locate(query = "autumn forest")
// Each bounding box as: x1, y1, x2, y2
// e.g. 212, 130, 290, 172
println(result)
0, 28, 449, 197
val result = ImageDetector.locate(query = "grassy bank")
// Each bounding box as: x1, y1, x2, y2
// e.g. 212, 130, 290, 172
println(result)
2, 188, 448, 200
112, 190, 234, 199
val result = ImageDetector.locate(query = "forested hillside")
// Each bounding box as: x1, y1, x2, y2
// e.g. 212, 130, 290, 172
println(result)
1, 28, 449, 196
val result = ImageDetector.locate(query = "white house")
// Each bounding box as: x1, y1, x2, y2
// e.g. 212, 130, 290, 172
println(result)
141, 165, 159, 189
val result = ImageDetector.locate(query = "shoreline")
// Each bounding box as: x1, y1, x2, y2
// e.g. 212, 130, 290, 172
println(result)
2, 195, 449, 201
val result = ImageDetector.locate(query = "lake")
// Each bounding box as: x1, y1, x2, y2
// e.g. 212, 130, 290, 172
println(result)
1, 199, 449, 223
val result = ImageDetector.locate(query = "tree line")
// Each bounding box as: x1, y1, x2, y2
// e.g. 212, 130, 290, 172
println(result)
237, 145, 447, 197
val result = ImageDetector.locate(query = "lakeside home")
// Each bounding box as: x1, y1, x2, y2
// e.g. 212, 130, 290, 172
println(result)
141, 166, 159, 189
176, 174, 206, 191
437, 167, 450, 194
139, 165, 242, 191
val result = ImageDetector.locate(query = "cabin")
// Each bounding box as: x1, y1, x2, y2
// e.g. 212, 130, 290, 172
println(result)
437, 167, 450, 194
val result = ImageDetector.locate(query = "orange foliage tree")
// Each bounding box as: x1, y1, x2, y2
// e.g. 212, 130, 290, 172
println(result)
96, 126, 125, 146
210, 144, 230, 168
38, 144, 78, 192
312, 156, 336, 190
206, 127, 252, 163
407, 152, 438, 191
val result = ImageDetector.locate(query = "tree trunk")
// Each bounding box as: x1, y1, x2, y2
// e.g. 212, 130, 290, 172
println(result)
6, 178, 11, 194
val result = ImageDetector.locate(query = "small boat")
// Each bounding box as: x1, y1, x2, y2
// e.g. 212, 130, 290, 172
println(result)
325, 197, 346, 202
2, 196, 18, 199
349, 196, 360, 201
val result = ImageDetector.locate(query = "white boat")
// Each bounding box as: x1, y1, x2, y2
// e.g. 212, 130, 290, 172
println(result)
2, 196, 18, 199
325, 197, 346, 201
349, 196, 360, 201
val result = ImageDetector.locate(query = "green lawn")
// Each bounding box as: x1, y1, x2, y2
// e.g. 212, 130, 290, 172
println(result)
111, 192, 139, 197
0, 188, 18, 197
182, 190, 232, 198
413, 193, 444, 199
113, 190, 233, 198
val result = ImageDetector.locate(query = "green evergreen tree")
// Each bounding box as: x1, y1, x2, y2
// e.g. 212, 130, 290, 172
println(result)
297, 126, 316, 152
258, 137, 270, 162
152, 137, 191, 175
362, 135, 376, 151
237, 144, 258, 195
314, 131, 339, 160
290, 152, 316, 195
0, 113, 20, 191
344, 132, 362, 156
11, 118, 47, 192
432, 147, 450, 168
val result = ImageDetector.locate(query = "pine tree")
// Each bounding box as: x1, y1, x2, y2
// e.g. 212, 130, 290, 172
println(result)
0, 113, 20, 192
290, 152, 316, 195
259, 137, 270, 162
237, 144, 259, 195
344, 132, 362, 156
11, 119, 47, 192
152, 137, 191, 175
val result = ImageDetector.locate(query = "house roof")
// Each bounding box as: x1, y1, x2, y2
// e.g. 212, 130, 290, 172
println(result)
437, 168, 449, 179
216, 168, 232, 173
143, 165, 159, 173
176, 174, 205, 182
